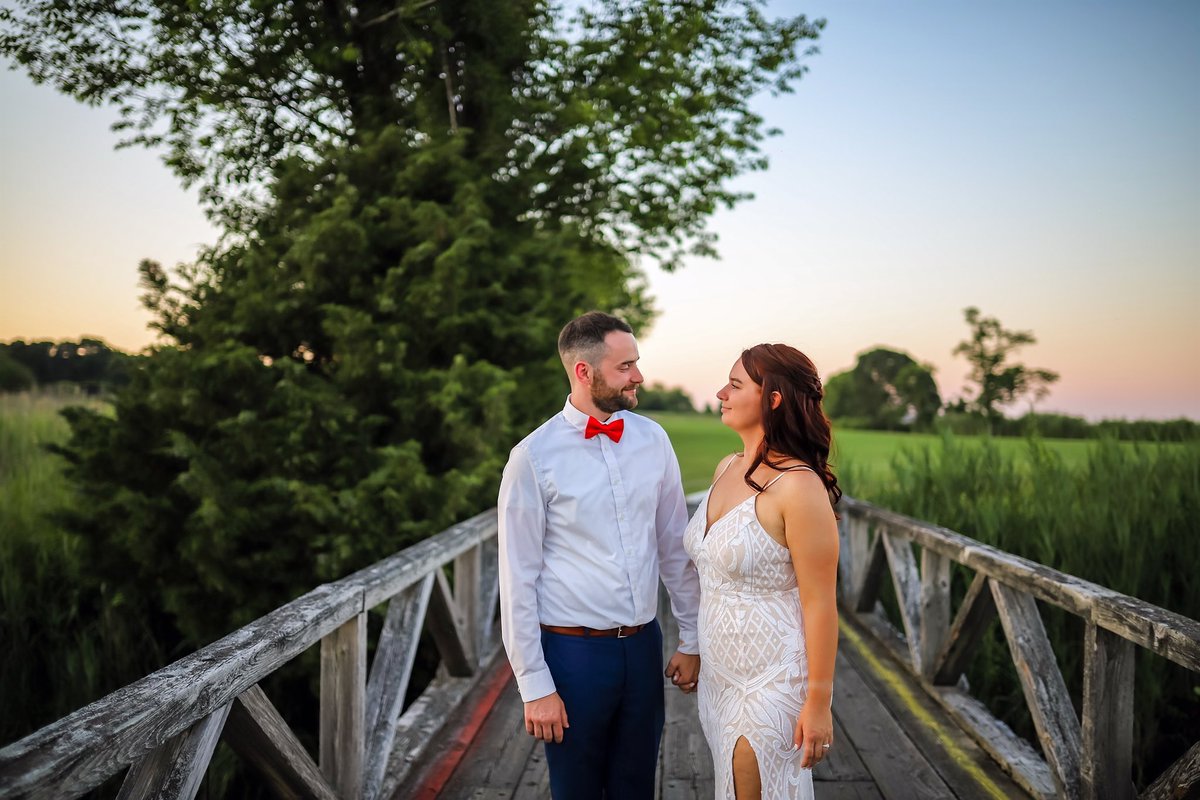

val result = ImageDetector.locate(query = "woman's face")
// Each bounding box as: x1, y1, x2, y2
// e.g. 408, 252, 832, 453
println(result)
716, 358, 763, 431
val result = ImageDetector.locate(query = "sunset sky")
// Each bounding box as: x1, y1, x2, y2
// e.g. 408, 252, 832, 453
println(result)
2, 1, 1197, 420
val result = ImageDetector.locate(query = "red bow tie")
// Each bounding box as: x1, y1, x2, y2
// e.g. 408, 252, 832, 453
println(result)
585, 416, 624, 443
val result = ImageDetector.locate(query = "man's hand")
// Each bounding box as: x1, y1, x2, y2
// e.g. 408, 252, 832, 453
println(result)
665, 651, 700, 693
524, 692, 569, 743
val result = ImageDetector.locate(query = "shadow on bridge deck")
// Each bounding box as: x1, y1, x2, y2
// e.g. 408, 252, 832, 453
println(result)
395, 609, 1033, 800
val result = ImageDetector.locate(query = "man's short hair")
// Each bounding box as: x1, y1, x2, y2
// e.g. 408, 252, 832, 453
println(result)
557, 311, 633, 367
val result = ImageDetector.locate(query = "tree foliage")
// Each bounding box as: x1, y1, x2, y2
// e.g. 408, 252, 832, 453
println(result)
0, 339, 135, 391
1, 0, 822, 652
637, 382, 697, 413
824, 348, 941, 431
953, 306, 1059, 429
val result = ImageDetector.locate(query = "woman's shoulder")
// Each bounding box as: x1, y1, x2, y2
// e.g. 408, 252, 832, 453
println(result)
711, 452, 742, 483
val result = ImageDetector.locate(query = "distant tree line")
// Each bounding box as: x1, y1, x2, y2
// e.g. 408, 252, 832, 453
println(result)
819, 308, 1195, 442
0, 339, 137, 393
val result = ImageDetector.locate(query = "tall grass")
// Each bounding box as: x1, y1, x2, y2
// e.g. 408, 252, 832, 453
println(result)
0, 391, 164, 746
844, 433, 1200, 787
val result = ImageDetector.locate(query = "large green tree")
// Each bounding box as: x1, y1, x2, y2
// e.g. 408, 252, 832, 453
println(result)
824, 348, 941, 431
1, 1, 823, 649
953, 306, 1059, 431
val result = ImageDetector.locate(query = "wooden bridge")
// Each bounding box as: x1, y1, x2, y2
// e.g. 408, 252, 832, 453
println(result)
2, 495, 1198, 799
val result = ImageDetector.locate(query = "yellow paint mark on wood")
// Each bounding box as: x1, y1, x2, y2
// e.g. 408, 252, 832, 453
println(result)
838, 619, 1012, 800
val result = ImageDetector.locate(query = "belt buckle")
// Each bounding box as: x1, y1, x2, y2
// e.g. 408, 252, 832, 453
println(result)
617, 625, 630, 639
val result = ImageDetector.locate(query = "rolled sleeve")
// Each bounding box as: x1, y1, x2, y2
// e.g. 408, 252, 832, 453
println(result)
497, 444, 557, 701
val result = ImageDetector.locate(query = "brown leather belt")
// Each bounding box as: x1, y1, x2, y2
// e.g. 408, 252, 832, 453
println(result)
540, 623, 649, 639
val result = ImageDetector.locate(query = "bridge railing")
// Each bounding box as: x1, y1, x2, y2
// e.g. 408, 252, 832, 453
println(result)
0, 510, 501, 800
836, 496, 1200, 800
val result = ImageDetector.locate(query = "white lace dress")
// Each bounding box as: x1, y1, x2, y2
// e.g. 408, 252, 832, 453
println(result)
683, 465, 815, 799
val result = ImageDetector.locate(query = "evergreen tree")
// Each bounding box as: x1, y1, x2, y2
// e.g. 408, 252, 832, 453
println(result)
3, 0, 822, 650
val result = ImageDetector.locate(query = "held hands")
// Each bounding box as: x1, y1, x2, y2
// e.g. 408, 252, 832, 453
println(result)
524, 692, 569, 743
665, 651, 700, 694
793, 701, 834, 769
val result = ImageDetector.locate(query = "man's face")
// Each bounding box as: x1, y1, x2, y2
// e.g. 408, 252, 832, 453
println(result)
590, 331, 644, 413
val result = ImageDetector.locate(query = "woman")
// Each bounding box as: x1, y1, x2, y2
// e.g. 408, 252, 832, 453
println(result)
683, 344, 841, 800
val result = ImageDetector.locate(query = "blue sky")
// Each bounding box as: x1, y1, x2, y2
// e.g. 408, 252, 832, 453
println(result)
2, 1, 1197, 418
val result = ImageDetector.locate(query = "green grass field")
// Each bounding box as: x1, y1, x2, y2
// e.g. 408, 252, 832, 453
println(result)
648, 411, 1172, 493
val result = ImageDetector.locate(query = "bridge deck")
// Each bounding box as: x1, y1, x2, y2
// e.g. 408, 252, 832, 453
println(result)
395, 611, 1032, 800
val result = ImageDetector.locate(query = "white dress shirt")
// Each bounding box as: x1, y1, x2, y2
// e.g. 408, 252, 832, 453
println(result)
498, 397, 701, 701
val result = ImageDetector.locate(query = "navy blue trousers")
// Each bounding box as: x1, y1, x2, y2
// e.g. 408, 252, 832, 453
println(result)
540, 620, 665, 800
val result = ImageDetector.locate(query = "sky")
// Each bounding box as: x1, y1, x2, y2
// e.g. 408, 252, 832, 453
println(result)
1, 1, 1197, 420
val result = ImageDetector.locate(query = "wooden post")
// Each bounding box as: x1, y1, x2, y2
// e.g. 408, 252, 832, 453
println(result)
225, 685, 339, 800
881, 533, 923, 672
320, 611, 367, 800
1081, 623, 1134, 800
117, 703, 230, 800
919, 549, 951, 680
931, 572, 996, 686
455, 544, 482, 667
991, 581, 1082, 800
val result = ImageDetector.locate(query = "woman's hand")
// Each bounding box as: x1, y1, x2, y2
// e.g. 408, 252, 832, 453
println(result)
793, 701, 834, 769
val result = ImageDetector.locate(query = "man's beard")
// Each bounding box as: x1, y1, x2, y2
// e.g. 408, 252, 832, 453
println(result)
592, 377, 638, 413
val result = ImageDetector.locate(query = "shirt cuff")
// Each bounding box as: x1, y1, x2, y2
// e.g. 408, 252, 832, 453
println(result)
675, 629, 699, 655
515, 667, 557, 702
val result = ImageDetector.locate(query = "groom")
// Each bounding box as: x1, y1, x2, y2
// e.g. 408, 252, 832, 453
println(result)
497, 310, 701, 799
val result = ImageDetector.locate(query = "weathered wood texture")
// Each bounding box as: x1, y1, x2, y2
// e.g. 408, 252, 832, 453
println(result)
1140, 740, 1200, 800
841, 499, 1200, 673
223, 684, 339, 800
320, 613, 367, 800
1081, 624, 1135, 800
419, 607, 1031, 799
990, 582, 1082, 800
116, 703, 230, 800
931, 571, 996, 686
0, 509, 498, 800
836, 496, 1200, 800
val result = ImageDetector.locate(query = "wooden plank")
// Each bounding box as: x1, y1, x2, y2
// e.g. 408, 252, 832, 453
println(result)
931, 572, 996, 686
836, 512, 855, 602
477, 537, 500, 660
853, 602, 1056, 799
814, 717, 872, 783
363, 574, 435, 800
320, 612, 366, 800
830, 647, 955, 800
224, 684, 339, 800
881, 532, 923, 671
117, 703, 230, 800
990, 581, 1082, 800
379, 644, 506, 800
432, 671, 536, 797
839, 497, 1200, 673
511, 744, 550, 800
0, 580, 363, 800
854, 528, 888, 615
919, 548, 951, 680
427, 568, 474, 677
1081, 624, 1135, 800
838, 623, 1030, 800
936, 688, 1056, 800
455, 545, 482, 667
1140, 740, 1200, 800
347, 510, 497, 610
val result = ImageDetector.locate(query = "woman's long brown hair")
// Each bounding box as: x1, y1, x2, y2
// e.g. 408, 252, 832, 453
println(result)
740, 343, 841, 507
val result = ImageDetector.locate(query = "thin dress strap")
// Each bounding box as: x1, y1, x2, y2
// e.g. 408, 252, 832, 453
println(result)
758, 465, 815, 493
712, 454, 741, 486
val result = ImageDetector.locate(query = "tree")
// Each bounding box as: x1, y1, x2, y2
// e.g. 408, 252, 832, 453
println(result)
0, 351, 36, 392
824, 348, 941, 430
953, 307, 1059, 431
637, 382, 697, 413
1, 1, 823, 652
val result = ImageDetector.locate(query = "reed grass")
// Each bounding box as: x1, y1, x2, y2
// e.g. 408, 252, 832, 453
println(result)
0, 391, 164, 746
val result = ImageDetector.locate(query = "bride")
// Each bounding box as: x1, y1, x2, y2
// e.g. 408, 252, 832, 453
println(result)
683, 343, 841, 799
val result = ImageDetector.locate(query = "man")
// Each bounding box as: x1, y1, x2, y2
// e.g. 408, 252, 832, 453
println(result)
497, 311, 702, 799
